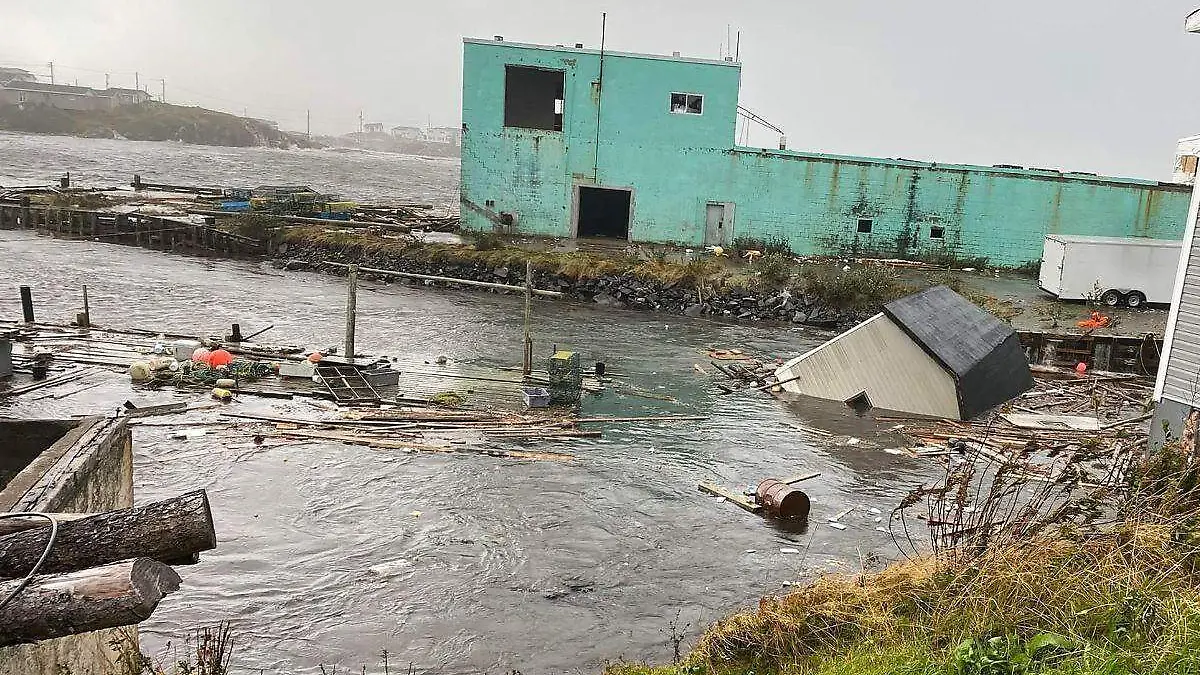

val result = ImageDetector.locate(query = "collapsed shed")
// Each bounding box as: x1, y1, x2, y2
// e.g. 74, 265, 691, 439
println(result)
774, 285, 1034, 420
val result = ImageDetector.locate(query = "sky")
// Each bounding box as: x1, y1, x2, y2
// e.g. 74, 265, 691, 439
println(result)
3, 0, 1200, 180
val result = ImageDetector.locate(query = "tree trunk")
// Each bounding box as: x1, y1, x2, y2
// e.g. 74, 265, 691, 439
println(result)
0, 558, 181, 646
0, 513, 93, 538
0, 490, 216, 579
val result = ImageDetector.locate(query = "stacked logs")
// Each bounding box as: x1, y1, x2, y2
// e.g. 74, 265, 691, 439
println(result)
0, 490, 216, 646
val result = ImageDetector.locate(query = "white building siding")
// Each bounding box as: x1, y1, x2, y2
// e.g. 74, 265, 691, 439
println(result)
774, 313, 960, 418
1156, 169, 1200, 406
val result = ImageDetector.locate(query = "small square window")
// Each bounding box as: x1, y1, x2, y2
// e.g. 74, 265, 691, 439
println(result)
856, 218, 873, 234
670, 92, 703, 115
930, 225, 945, 239
845, 391, 873, 416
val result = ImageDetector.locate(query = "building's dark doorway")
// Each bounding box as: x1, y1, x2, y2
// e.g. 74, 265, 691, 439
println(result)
577, 186, 631, 239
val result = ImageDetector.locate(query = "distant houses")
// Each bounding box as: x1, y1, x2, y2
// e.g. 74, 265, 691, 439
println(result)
0, 67, 152, 111
363, 122, 386, 134
390, 124, 460, 147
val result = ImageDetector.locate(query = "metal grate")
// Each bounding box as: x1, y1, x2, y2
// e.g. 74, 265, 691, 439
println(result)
316, 364, 381, 404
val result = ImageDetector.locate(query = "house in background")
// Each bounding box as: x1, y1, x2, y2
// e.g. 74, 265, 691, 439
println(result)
99, 87, 151, 107
459, 37, 1190, 266
774, 286, 1034, 420
425, 126, 461, 146
0, 67, 36, 86
0, 81, 105, 110
391, 125, 423, 140
363, 122, 385, 134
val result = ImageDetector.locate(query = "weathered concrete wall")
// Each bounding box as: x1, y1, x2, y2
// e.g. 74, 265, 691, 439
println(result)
0, 417, 138, 675
461, 39, 1191, 267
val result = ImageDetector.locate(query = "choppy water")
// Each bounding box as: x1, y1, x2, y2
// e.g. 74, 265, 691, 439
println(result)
0, 134, 932, 674
0, 131, 458, 205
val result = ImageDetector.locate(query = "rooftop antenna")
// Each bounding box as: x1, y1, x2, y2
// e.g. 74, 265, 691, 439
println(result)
735, 30, 741, 61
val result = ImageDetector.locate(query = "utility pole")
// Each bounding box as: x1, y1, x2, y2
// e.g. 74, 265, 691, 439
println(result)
306, 109, 311, 140
359, 110, 364, 134
104, 73, 109, 89
160, 78, 165, 103
47, 61, 54, 84
134, 71, 139, 92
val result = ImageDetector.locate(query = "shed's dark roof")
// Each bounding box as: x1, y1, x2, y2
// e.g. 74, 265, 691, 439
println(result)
2, 81, 95, 96
883, 285, 1033, 419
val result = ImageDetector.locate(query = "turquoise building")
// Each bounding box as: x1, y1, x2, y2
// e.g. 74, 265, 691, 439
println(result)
460, 38, 1191, 267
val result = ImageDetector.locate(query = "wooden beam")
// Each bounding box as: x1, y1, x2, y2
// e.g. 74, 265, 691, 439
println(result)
323, 261, 565, 298
698, 482, 762, 513
0, 558, 181, 646
0, 491, 216, 579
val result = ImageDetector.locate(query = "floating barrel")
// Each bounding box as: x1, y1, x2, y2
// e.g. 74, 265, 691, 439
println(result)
756, 479, 811, 521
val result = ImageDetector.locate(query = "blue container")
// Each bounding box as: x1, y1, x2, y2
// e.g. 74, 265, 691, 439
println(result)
219, 200, 251, 212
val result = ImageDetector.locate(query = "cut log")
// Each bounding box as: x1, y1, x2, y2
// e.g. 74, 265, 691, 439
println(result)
0, 513, 94, 538
0, 558, 181, 646
0, 490, 216, 579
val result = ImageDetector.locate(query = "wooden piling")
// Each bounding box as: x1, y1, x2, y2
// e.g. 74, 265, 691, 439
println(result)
19, 286, 34, 323
345, 264, 358, 360
523, 261, 533, 377
80, 284, 90, 328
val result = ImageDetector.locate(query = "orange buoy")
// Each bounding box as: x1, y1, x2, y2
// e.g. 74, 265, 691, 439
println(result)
307, 352, 324, 363
209, 348, 233, 367
191, 347, 211, 364
1076, 362, 1088, 374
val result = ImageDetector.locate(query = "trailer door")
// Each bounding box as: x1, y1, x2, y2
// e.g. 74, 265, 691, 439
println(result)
1039, 237, 1066, 296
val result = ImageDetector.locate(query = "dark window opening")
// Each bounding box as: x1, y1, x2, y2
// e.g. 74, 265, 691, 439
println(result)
577, 186, 631, 239
845, 391, 873, 417
930, 225, 945, 239
857, 218, 873, 234
670, 92, 703, 115
504, 66, 564, 131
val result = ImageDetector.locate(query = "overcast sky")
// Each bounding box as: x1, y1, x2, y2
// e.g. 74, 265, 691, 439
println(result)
4, 0, 1200, 179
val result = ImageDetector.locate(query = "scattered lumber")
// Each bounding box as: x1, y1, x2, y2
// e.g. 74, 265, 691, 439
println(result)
0, 490, 216, 579
0, 559, 181, 646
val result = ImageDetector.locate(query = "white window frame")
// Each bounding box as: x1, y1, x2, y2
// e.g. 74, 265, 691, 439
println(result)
669, 92, 704, 116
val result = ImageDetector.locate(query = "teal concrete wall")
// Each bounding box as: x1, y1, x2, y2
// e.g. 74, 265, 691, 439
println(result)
461, 39, 1191, 266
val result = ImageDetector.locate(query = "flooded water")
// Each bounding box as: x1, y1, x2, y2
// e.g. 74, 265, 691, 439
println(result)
0, 131, 459, 205
0, 134, 933, 674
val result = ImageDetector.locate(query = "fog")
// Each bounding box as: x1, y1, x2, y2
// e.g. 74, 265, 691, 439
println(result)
3, 0, 1199, 179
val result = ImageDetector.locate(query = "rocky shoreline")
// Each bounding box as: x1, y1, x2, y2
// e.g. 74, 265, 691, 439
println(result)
273, 243, 873, 331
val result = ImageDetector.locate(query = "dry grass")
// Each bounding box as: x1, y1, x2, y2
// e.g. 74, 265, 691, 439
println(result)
611, 441, 1200, 675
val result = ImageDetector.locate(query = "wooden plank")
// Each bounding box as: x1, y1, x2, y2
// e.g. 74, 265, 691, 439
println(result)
698, 482, 762, 513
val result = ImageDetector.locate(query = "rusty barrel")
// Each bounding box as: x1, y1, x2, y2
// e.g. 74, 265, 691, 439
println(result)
756, 479, 811, 521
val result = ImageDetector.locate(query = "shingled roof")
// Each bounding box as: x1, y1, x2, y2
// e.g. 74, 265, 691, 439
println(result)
882, 285, 1034, 419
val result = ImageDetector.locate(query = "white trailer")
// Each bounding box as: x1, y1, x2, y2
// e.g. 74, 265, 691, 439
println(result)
1038, 235, 1183, 307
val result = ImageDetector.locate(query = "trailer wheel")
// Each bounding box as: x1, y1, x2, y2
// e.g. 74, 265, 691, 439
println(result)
1100, 290, 1123, 307
1125, 291, 1146, 308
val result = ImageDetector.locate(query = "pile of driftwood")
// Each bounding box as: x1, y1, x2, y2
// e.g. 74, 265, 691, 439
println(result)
0, 490, 216, 646
894, 368, 1154, 487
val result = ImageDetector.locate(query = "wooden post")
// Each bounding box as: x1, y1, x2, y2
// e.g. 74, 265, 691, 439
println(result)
80, 284, 90, 328
0, 559, 181, 646
345, 264, 358, 360
19, 286, 33, 323
523, 261, 533, 377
